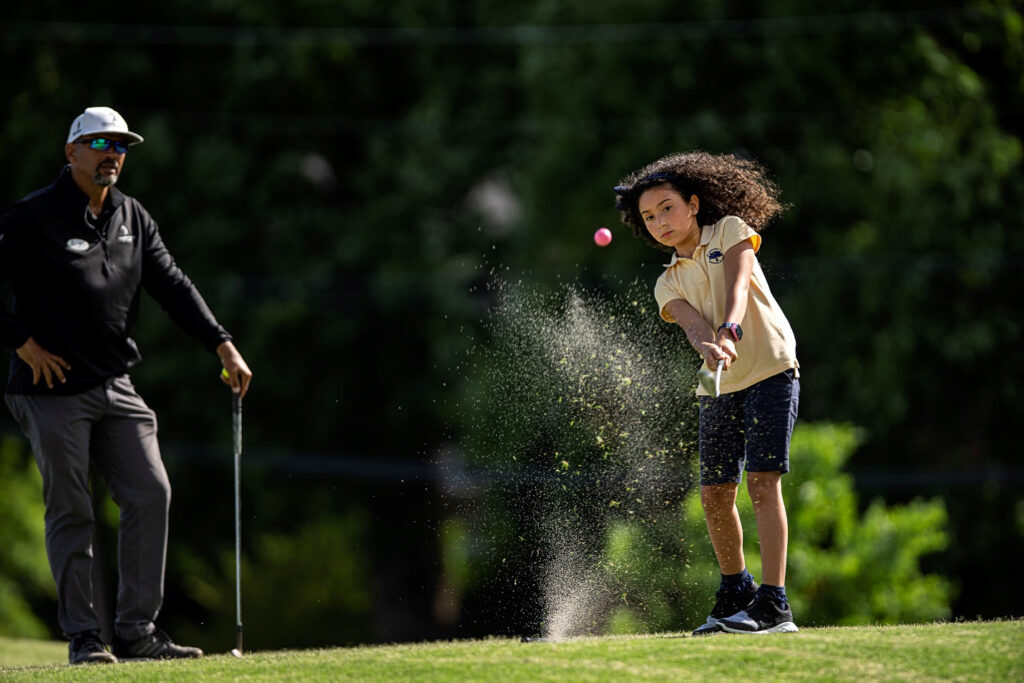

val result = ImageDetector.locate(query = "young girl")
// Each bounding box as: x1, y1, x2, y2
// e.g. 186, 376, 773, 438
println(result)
614, 152, 800, 635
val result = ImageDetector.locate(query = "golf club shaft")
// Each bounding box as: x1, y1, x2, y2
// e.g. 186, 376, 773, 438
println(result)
232, 394, 243, 655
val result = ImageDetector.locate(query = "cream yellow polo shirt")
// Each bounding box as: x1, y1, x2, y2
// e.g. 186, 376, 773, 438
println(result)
654, 215, 799, 396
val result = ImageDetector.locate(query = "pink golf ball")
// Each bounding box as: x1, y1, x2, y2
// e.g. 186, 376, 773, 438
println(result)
594, 227, 613, 247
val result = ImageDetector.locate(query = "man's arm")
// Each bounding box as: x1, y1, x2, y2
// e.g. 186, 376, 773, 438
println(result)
0, 205, 32, 350
0, 205, 73, 389
137, 207, 252, 397
140, 223, 232, 352
0, 204, 74, 388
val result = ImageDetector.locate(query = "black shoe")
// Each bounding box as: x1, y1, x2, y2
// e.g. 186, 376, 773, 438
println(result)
691, 580, 759, 636
719, 592, 799, 634
69, 631, 118, 665
112, 627, 204, 660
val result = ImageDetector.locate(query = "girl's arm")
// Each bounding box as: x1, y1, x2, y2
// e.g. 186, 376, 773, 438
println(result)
716, 238, 757, 360
664, 299, 732, 370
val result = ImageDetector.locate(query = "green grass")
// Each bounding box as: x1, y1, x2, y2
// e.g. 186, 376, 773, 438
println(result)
0, 638, 69, 669
1, 621, 1020, 681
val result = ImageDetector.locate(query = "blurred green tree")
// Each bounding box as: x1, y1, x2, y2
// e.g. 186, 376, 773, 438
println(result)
0, 437, 56, 638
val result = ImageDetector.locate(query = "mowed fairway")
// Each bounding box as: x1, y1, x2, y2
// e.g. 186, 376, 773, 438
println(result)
1, 620, 1020, 681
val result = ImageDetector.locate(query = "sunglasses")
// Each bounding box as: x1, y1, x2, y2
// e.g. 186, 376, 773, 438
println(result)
78, 138, 130, 154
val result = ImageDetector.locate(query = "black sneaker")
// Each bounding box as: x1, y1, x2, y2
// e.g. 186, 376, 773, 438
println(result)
69, 631, 118, 665
691, 579, 759, 636
112, 627, 204, 660
719, 592, 798, 634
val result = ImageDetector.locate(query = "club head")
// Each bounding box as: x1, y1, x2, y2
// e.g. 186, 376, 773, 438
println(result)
697, 360, 725, 398
230, 648, 243, 658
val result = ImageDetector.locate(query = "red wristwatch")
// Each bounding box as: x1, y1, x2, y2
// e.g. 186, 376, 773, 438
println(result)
718, 322, 743, 341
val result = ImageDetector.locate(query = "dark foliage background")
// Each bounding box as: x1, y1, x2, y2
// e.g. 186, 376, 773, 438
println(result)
0, 0, 1020, 648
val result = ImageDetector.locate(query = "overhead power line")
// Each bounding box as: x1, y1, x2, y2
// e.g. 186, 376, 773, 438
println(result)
2, 9, 991, 48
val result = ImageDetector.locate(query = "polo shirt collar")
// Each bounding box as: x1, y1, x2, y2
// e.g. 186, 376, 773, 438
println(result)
663, 225, 713, 267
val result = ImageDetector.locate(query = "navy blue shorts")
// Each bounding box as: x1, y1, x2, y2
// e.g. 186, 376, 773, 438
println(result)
698, 369, 800, 485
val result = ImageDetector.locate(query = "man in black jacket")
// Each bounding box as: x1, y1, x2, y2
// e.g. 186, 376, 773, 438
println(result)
0, 106, 253, 665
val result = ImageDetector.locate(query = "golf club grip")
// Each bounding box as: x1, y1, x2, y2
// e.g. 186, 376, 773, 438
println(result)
232, 394, 242, 456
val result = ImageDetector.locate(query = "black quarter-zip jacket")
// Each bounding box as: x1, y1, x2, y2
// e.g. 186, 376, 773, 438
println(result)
0, 166, 232, 395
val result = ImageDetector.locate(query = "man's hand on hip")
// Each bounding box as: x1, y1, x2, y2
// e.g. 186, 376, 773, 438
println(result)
16, 337, 71, 389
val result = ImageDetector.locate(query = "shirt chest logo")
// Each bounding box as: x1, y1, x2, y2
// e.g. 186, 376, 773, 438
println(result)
66, 238, 90, 252
707, 248, 724, 264
117, 224, 134, 244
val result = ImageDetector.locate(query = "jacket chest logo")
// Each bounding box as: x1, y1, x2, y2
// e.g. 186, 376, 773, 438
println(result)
117, 225, 134, 244
66, 238, 89, 252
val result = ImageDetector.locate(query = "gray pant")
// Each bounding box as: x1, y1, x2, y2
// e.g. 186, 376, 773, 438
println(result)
5, 375, 170, 639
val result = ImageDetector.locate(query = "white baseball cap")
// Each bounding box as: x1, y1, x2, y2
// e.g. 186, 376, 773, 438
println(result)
66, 106, 144, 145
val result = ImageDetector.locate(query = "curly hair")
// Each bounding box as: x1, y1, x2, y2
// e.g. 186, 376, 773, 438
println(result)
614, 151, 784, 252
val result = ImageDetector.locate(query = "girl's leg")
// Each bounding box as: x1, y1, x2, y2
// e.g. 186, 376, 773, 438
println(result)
695, 392, 755, 635
747, 471, 787, 586
720, 470, 797, 634
742, 371, 798, 588
700, 482, 745, 575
